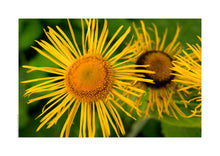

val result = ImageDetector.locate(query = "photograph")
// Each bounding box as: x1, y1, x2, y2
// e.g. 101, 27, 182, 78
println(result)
19, 19, 201, 137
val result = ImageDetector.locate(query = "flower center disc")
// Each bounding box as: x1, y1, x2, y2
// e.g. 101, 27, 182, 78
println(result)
65, 55, 113, 102
136, 51, 174, 88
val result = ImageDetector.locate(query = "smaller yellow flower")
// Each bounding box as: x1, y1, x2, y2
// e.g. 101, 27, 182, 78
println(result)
171, 36, 201, 117
132, 20, 189, 119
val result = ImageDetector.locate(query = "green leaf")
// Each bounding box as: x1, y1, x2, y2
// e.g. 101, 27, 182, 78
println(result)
23, 54, 50, 87
161, 122, 201, 137
106, 19, 133, 53
137, 118, 163, 137
107, 19, 132, 36
148, 97, 201, 128
19, 67, 30, 128
19, 19, 43, 51
28, 49, 59, 68
126, 117, 166, 137
155, 112, 201, 128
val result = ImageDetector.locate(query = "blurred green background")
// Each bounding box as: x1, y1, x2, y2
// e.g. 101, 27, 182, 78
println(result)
19, 19, 201, 137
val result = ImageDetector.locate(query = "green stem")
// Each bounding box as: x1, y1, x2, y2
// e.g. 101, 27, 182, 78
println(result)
126, 117, 150, 137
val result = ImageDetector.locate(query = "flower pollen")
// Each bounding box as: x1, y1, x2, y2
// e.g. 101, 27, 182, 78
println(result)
65, 55, 113, 102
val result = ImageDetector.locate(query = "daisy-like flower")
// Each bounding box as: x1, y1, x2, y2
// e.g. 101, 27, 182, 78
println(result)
132, 20, 188, 119
171, 36, 201, 117
22, 19, 154, 137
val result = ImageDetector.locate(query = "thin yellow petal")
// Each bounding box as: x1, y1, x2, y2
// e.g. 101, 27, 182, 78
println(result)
67, 19, 82, 57
60, 100, 80, 137
31, 46, 67, 69
104, 27, 131, 60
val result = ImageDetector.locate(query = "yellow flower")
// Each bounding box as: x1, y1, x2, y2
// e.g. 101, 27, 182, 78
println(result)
22, 19, 153, 137
171, 36, 201, 117
132, 20, 188, 119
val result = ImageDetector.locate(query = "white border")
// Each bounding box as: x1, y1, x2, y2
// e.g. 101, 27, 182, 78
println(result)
1, 0, 220, 155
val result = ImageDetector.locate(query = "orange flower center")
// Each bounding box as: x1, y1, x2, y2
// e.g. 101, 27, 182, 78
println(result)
65, 55, 113, 102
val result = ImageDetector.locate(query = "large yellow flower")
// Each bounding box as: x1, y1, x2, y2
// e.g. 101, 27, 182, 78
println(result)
22, 19, 154, 137
171, 36, 201, 117
132, 20, 188, 119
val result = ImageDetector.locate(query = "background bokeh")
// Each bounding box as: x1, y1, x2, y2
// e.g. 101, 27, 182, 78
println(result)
19, 19, 201, 137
